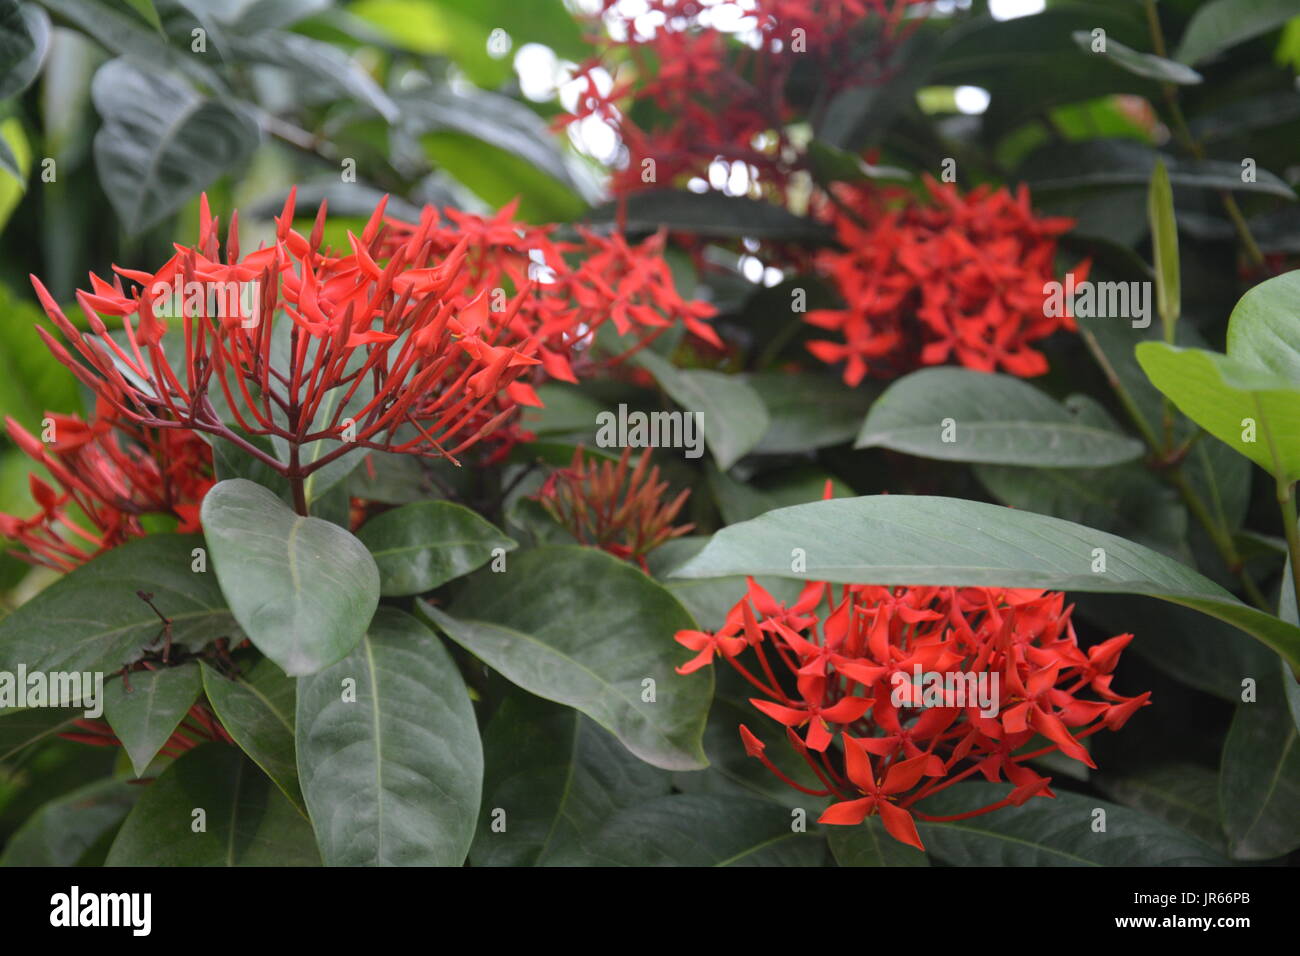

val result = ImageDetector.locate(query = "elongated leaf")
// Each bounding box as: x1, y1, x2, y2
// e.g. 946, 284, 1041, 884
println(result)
916, 783, 1228, 865
585, 190, 834, 243
672, 495, 1300, 671
637, 350, 769, 470
0, 1, 49, 100
0, 707, 82, 762
295, 607, 482, 866
424, 546, 711, 771
103, 663, 201, 776
471, 692, 672, 867
1176, 0, 1300, 64
201, 479, 379, 677
1097, 763, 1227, 853
201, 659, 302, 810
106, 744, 320, 865
1072, 30, 1202, 84
542, 794, 825, 866
1220, 669, 1300, 860
0, 778, 137, 866
356, 501, 516, 597
231, 32, 399, 122
1137, 343, 1300, 483
0, 534, 235, 677
856, 368, 1144, 467
1147, 161, 1180, 339
91, 58, 258, 235
828, 818, 930, 866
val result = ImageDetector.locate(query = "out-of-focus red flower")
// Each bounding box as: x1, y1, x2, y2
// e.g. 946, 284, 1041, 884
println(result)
806, 177, 1084, 384
561, 0, 926, 201
533, 445, 693, 567
0, 399, 213, 571
675, 578, 1149, 850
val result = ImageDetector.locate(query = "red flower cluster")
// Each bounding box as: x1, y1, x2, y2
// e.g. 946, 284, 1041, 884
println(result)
807, 178, 1083, 384
0, 400, 213, 571
533, 446, 693, 567
674, 579, 1149, 849
562, 0, 922, 200
379, 201, 721, 383
65, 698, 234, 762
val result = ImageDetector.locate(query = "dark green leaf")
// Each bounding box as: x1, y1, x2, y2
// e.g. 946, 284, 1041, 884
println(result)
105, 744, 319, 865
0, 1, 49, 99
1220, 669, 1300, 860
424, 545, 712, 771
828, 818, 931, 866
103, 663, 201, 776
0, 778, 137, 866
1072, 30, 1202, 84
200, 479, 379, 677
1097, 763, 1227, 853
1176, 0, 1300, 64
295, 607, 481, 866
748, 372, 877, 454
356, 501, 516, 597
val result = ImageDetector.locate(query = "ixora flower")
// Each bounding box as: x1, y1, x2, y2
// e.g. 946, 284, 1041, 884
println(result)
0, 399, 213, 571
806, 177, 1085, 384
533, 446, 693, 566
561, 0, 923, 201
674, 579, 1150, 850
27, 191, 545, 514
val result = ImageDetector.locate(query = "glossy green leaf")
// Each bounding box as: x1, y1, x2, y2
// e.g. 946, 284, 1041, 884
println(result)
471, 692, 672, 867
828, 818, 931, 866
1219, 669, 1300, 860
1097, 763, 1227, 853
637, 350, 769, 470
200, 479, 379, 677
917, 783, 1227, 865
673, 495, 1300, 671
1136, 343, 1300, 483
1225, 269, 1300, 382
106, 744, 320, 866
356, 501, 517, 597
424, 546, 712, 771
542, 793, 825, 866
1176, 0, 1300, 64
91, 58, 257, 235
0, 1, 49, 100
295, 608, 482, 866
0, 778, 137, 866
200, 659, 302, 811
1072, 30, 1202, 84
103, 663, 201, 777
855, 368, 1144, 467
0, 534, 235, 677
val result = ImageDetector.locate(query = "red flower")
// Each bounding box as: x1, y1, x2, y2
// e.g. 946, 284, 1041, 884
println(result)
674, 579, 1150, 849
806, 177, 1084, 383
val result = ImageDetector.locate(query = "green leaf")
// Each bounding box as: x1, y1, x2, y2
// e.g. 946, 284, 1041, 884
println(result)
356, 501, 517, 597
672, 495, 1300, 671
828, 818, 931, 866
636, 350, 769, 470
747, 372, 877, 454
0, 707, 82, 762
200, 479, 379, 677
0, 778, 137, 866
471, 692, 672, 867
231, 31, 399, 122
423, 545, 712, 771
200, 658, 302, 811
0, 1, 49, 99
1096, 763, 1227, 853
1020, 139, 1294, 199
122, 0, 161, 32
1219, 669, 1300, 860
584, 190, 834, 243
1136, 343, 1300, 483
1176, 0, 1300, 64
651, 535, 805, 632
91, 57, 258, 235
1072, 30, 1202, 84
541, 793, 825, 866
855, 368, 1144, 467
105, 744, 320, 865
0, 534, 235, 677
916, 783, 1228, 865
1147, 160, 1180, 339
1225, 268, 1300, 382
103, 663, 202, 777
295, 607, 482, 866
